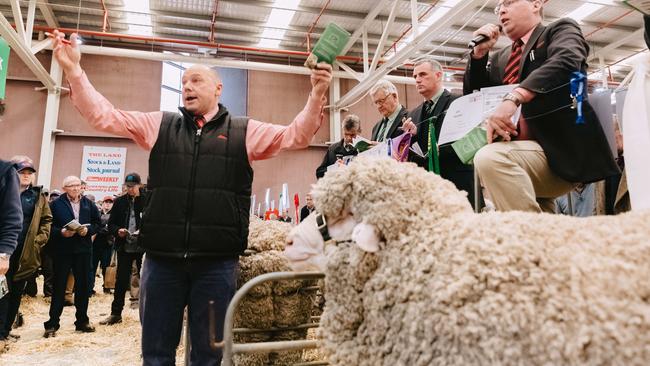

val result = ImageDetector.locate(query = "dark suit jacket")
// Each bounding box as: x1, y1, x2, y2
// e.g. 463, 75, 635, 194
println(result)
371, 106, 409, 141
108, 191, 145, 253
49, 194, 101, 255
315, 140, 358, 179
464, 18, 619, 183
300, 205, 314, 222
407, 90, 477, 208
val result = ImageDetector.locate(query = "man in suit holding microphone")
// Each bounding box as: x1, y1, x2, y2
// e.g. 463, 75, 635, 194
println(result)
465, 0, 618, 212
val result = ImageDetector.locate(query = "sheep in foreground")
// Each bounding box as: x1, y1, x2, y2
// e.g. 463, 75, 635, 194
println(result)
283, 157, 650, 366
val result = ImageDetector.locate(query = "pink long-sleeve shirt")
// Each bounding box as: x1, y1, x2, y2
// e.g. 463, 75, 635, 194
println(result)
67, 72, 325, 163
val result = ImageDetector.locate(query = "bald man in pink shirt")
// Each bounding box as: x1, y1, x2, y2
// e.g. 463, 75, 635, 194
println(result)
51, 31, 332, 365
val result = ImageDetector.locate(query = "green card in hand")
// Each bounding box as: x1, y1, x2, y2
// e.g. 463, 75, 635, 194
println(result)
305, 23, 350, 68
452, 126, 488, 165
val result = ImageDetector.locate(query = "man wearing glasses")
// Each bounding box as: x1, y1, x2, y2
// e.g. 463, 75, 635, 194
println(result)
44, 176, 101, 337
369, 79, 408, 143
464, 0, 618, 212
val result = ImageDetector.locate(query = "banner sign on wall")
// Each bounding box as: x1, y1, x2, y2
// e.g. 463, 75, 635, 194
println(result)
0, 38, 10, 99
80, 146, 127, 199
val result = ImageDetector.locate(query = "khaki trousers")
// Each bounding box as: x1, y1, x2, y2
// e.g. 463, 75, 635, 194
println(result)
474, 140, 574, 213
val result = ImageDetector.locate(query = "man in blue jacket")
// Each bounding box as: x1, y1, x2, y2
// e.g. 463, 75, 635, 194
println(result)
0, 159, 22, 342
44, 175, 100, 337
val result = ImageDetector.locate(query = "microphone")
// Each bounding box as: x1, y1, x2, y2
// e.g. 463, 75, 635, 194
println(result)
467, 26, 502, 49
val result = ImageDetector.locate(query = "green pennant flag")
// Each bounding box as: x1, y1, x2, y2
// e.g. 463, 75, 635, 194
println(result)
0, 38, 10, 99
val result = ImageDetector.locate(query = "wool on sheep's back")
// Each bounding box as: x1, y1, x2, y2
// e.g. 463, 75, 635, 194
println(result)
313, 157, 650, 366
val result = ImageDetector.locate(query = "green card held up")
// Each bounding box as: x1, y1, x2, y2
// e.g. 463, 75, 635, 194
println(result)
304, 23, 350, 68
452, 126, 488, 165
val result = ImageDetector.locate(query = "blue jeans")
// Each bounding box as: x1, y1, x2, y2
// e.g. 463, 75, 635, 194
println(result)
140, 255, 238, 366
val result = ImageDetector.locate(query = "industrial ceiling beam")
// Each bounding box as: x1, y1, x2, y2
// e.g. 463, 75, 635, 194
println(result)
588, 28, 645, 63
25, 0, 37, 45
340, 0, 391, 55
10, 0, 27, 42
38, 0, 60, 28
335, 0, 484, 109
0, 12, 56, 90
370, 0, 399, 72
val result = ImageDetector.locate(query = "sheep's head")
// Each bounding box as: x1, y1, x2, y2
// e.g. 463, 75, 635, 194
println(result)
284, 157, 471, 271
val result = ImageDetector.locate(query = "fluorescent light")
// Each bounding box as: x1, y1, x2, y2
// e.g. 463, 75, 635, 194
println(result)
566, 3, 603, 23
257, 0, 301, 49
123, 0, 152, 36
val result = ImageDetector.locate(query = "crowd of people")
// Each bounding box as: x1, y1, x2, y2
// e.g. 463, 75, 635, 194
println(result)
315, 0, 636, 217
0, 156, 149, 342
0, 154, 148, 344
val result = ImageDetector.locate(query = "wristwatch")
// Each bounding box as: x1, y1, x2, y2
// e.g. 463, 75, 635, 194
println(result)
503, 92, 522, 107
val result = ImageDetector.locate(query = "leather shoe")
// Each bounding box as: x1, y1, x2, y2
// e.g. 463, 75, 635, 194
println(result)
75, 323, 96, 333
43, 327, 57, 338
99, 315, 122, 325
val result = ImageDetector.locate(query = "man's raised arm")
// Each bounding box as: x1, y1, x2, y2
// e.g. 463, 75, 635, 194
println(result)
52, 31, 163, 151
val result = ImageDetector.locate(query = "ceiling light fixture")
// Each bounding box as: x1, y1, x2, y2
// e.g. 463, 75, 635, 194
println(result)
257, 0, 301, 49
566, 3, 604, 23
123, 0, 153, 37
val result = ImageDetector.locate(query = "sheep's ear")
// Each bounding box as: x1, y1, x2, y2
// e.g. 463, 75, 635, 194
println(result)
351, 222, 381, 253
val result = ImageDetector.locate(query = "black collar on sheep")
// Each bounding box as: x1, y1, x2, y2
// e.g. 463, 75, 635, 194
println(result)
315, 211, 332, 242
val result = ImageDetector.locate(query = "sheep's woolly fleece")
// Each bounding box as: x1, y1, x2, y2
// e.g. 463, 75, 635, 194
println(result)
235, 217, 316, 366
311, 157, 650, 366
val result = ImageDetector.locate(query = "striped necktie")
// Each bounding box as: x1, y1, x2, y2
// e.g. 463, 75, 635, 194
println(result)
503, 39, 524, 84
195, 115, 206, 129
502, 39, 532, 140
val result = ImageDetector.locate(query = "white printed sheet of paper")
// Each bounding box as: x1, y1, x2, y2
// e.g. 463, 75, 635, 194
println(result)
438, 84, 522, 146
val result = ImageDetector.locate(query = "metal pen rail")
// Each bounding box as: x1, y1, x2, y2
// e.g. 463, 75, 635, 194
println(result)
209, 271, 326, 366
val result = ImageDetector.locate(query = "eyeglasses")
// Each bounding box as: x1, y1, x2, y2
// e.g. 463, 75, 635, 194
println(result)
494, 0, 523, 15
64, 184, 81, 188
372, 94, 393, 106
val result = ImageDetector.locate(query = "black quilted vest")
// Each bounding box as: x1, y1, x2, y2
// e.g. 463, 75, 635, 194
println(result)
138, 105, 252, 258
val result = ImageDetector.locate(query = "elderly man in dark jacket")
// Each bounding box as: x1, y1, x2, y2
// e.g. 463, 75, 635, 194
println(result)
0, 157, 52, 340
100, 173, 145, 325
0, 160, 22, 343
44, 175, 100, 338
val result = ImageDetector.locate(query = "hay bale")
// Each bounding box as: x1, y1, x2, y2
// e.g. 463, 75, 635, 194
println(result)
268, 350, 303, 365
302, 328, 326, 363
270, 255, 319, 296
271, 328, 309, 341
234, 295, 274, 330
233, 352, 269, 366
238, 252, 288, 297
273, 292, 313, 328
234, 333, 272, 343
247, 217, 292, 252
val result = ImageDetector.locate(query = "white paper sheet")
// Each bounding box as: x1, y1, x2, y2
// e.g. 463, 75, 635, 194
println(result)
438, 84, 521, 146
